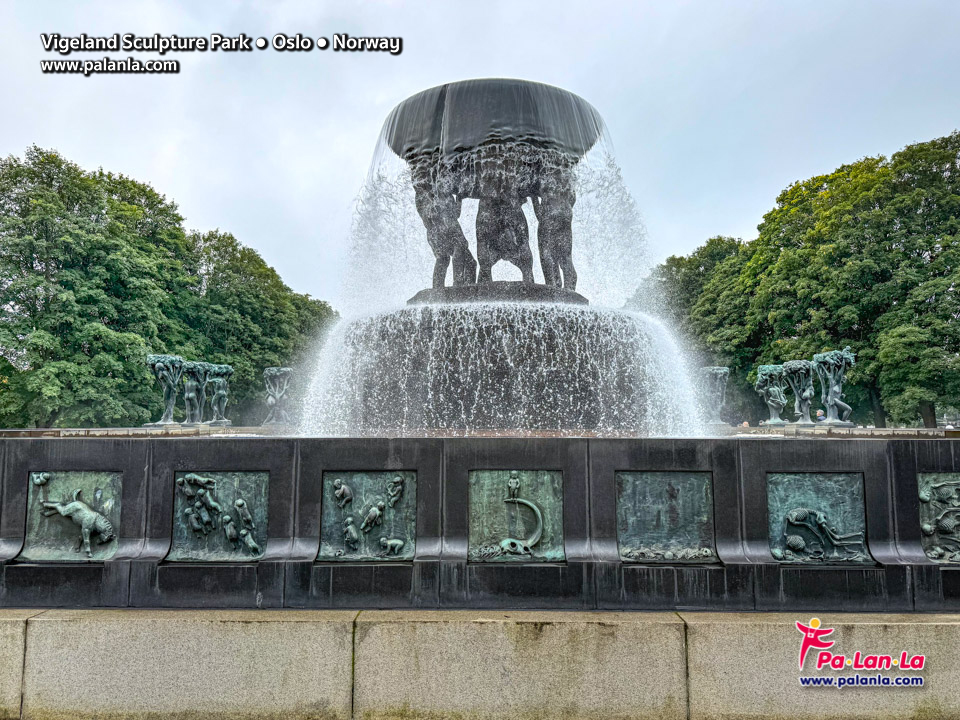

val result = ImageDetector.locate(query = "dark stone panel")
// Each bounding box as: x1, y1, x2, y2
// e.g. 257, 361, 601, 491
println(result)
0, 435, 952, 610
891, 440, 960, 610
287, 439, 442, 608
756, 563, 912, 611
588, 439, 749, 610
442, 438, 590, 607
154, 564, 261, 608
458, 561, 593, 609
0, 439, 149, 607
130, 438, 296, 608
610, 564, 754, 610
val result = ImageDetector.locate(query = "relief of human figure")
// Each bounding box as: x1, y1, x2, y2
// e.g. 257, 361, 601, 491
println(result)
386, 476, 404, 508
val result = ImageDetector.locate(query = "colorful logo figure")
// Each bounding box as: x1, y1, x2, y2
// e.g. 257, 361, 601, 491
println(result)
796, 617, 835, 670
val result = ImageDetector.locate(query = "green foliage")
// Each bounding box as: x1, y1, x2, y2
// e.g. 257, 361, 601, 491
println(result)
0, 146, 337, 428
639, 131, 960, 427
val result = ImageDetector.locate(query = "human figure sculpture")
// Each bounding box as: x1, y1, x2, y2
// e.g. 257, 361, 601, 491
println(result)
185, 507, 205, 535
262, 367, 294, 425
343, 517, 360, 550
222, 514, 239, 547
145, 354, 183, 425
234, 498, 254, 529
383, 80, 600, 291
196, 488, 223, 515
360, 501, 386, 533
507, 471, 521, 500
333, 479, 353, 509
40, 489, 115, 557
532, 163, 578, 289
184, 473, 216, 489
386, 476, 404, 508
194, 501, 214, 530
181, 361, 210, 425
380, 537, 405, 555
813, 347, 855, 425
698, 366, 730, 425
239, 528, 261, 555
176, 477, 197, 499
411, 159, 477, 288
476, 196, 535, 284
206, 364, 234, 426
782, 360, 816, 425
755, 365, 787, 425
780, 507, 866, 561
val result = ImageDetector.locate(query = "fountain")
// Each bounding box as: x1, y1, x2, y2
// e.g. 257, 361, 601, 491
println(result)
300, 79, 703, 436
0, 78, 948, 624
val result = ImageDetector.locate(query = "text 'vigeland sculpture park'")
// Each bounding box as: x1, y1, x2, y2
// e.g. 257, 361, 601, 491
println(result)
300, 78, 704, 437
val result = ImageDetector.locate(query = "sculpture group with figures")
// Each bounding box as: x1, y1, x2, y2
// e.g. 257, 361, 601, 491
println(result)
144, 356, 235, 427
386, 80, 604, 292
751, 347, 856, 427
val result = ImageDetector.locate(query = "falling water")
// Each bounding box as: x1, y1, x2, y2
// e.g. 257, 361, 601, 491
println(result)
300, 303, 702, 436
298, 79, 705, 437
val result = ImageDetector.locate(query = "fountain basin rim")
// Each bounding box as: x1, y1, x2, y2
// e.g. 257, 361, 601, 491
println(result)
407, 281, 589, 306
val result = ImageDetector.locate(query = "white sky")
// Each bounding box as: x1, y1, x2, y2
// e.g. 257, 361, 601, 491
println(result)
2, 0, 958, 310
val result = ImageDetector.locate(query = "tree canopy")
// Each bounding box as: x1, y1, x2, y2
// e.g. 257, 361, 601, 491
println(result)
0, 146, 337, 428
633, 132, 960, 427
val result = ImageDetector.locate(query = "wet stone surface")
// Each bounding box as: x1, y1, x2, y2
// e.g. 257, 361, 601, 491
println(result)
318, 471, 417, 561
617, 471, 716, 563
20, 471, 121, 562
167, 471, 269, 562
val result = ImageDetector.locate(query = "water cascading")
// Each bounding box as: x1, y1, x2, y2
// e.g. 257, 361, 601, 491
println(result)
299, 78, 704, 437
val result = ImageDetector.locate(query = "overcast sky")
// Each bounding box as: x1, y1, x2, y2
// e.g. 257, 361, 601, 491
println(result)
2, 0, 959, 310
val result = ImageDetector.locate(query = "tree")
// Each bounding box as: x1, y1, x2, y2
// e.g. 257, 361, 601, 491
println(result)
644, 131, 960, 427
186, 230, 337, 422
0, 146, 337, 428
0, 147, 162, 427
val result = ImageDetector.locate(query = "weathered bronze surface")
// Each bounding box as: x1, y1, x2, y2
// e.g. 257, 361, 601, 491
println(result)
813, 347, 856, 425
697, 367, 729, 426
755, 364, 787, 425
21, 471, 121, 562
616, 471, 716, 563
918, 472, 960, 562
468, 470, 564, 562
145, 354, 183, 426
782, 360, 815, 425
262, 367, 294, 426
767, 472, 871, 564
167, 471, 269, 561
317, 471, 417, 561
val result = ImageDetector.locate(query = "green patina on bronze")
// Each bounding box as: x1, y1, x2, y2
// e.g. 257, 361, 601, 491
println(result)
616, 471, 716, 563
167, 471, 269, 561
318, 471, 417, 561
767, 472, 872, 564
468, 470, 564, 562
918, 473, 960, 563
21, 471, 121, 562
